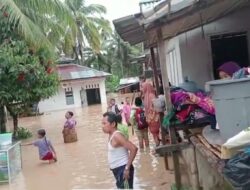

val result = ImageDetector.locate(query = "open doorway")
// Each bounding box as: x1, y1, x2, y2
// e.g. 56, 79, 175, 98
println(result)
211, 32, 249, 79
86, 88, 101, 105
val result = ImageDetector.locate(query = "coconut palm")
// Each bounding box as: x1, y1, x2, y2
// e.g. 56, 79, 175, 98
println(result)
0, 0, 76, 48
64, 0, 111, 61
85, 33, 143, 77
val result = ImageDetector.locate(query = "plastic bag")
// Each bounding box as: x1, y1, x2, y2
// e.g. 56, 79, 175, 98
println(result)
124, 180, 130, 189
221, 127, 250, 159
223, 152, 250, 190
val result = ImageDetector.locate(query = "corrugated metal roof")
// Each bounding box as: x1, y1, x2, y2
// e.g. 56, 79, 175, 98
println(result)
57, 64, 111, 81
113, 15, 145, 46
114, 0, 250, 46
119, 77, 140, 85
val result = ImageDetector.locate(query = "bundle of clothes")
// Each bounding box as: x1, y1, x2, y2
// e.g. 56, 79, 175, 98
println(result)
162, 87, 216, 130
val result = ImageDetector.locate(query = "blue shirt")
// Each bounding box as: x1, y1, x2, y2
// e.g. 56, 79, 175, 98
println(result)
33, 138, 52, 158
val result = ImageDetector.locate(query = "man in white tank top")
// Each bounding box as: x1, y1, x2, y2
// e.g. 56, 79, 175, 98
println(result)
102, 112, 138, 189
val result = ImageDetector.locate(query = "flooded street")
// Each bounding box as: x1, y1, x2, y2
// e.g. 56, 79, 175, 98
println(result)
2, 105, 173, 190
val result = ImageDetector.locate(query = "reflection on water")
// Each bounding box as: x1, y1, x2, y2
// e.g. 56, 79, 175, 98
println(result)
2, 105, 173, 190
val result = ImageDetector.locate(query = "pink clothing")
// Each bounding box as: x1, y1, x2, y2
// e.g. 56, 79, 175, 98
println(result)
142, 82, 160, 137
121, 112, 127, 125
142, 82, 156, 117
64, 118, 76, 129
123, 104, 131, 124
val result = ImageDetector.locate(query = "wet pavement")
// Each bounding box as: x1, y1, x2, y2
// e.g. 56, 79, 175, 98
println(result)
2, 105, 174, 190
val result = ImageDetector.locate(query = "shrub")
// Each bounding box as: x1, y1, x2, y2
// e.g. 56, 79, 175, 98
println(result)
106, 75, 120, 92
15, 127, 32, 140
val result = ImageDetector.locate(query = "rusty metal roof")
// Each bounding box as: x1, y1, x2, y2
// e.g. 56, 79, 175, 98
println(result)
113, 0, 250, 46
57, 64, 111, 81
113, 14, 145, 45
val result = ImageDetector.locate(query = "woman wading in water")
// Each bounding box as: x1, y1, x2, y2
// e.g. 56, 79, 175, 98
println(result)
63, 111, 78, 143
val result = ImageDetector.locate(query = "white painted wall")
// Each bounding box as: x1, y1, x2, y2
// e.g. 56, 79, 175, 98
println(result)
99, 79, 107, 105
39, 78, 107, 113
164, 7, 250, 89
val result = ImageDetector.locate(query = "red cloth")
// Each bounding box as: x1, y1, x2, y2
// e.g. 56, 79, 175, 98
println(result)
42, 152, 54, 160
176, 105, 196, 122
147, 109, 160, 136
149, 121, 160, 135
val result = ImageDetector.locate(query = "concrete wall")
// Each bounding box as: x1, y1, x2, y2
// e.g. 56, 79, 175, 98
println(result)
164, 7, 250, 89
39, 78, 107, 113
99, 79, 108, 105
195, 149, 233, 190
179, 144, 233, 190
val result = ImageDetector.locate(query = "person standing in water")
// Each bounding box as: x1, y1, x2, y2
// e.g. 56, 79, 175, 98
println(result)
109, 99, 121, 114
142, 82, 161, 147
123, 97, 132, 126
63, 111, 77, 143
22, 129, 57, 164
130, 97, 150, 150
102, 112, 138, 189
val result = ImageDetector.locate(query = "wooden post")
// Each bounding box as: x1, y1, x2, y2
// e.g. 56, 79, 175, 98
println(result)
151, 46, 169, 169
157, 28, 182, 190
150, 47, 160, 96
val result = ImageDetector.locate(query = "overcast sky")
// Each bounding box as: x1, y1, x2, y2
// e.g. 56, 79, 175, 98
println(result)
86, 0, 141, 22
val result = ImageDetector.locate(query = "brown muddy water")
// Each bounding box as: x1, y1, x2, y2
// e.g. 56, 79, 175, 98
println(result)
2, 104, 174, 190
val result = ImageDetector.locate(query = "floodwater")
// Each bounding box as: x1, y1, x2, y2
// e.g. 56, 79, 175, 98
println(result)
2, 105, 174, 190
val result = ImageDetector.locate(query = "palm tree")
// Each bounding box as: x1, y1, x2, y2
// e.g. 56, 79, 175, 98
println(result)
85, 33, 143, 77
64, 0, 111, 61
0, 0, 76, 48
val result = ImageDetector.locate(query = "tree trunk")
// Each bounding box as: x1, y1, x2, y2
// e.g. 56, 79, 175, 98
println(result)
13, 114, 18, 138
78, 43, 84, 64
72, 46, 79, 60
6, 106, 18, 137
0, 106, 6, 133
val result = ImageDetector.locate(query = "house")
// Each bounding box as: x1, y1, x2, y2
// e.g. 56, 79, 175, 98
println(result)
116, 77, 140, 93
113, 1, 250, 189
114, 0, 250, 88
38, 64, 110, 112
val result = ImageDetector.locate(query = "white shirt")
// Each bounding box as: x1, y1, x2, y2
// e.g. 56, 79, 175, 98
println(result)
108, 131, 128, 169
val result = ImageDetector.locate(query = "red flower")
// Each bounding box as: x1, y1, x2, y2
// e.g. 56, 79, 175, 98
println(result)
46, 67, 53, 74
3, 12, 8, 17
18, 73, 25, 81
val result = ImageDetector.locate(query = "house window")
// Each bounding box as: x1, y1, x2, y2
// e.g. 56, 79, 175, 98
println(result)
65, 87, 74, 105
166, 49, 183, 86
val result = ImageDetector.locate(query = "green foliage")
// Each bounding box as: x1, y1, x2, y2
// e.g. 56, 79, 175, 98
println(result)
15, 127, 32, 140
106, 75, 120, 92
0, 40, 59, 105
0, 0, 76, 48
63, 0, 112, 59
86, 33, 144, 83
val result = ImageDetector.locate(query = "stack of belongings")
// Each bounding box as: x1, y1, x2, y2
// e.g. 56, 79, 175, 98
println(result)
162, 78, 216, 131
221, 127, 250, 159
222, 127, 250, 189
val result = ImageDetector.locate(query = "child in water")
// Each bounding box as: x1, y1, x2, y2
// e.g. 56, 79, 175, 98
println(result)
22, 129, 57, 163
130, 97, 150, 150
